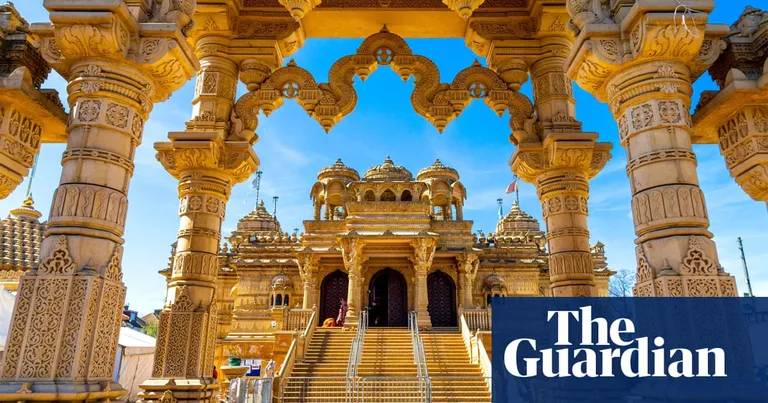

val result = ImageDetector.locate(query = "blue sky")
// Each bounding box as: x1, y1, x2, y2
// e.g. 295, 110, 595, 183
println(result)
4, 2, 766, 314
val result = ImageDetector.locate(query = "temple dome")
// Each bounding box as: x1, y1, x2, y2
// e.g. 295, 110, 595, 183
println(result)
416, 159, 459, 182
318, 158, 360, 182
363, 156, 413, 182
495, 200, 542, 236
271, 272, 293, 290
235, 200, 282, 234
1, 195, 44, 276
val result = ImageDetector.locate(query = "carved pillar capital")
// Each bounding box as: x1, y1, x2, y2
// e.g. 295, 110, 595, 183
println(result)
31, 1, 199, 104
564, 1, 728, 104
511, 133, 612, 186
155, 132, 260, 186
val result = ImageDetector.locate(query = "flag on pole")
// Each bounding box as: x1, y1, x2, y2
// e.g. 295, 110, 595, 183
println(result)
505, 179, 518, 194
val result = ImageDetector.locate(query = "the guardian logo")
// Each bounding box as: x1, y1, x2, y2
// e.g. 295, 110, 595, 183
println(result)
504, 306, 727, 378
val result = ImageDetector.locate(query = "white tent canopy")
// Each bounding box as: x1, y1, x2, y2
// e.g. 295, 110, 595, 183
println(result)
0, 288, 16, 348
115, 326, 156, 402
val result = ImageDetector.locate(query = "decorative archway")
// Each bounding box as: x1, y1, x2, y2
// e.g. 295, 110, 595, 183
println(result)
427, 270, 457, 327
319, 270, 349, 325
233, 27, 534, 138
368, 268, 408, 327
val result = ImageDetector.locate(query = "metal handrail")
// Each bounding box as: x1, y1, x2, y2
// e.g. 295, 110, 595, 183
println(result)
408, 312, 431, 402
346, 309, 368, 378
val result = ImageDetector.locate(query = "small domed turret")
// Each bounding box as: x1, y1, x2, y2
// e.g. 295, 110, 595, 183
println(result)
417, 159, 459, 182
318, 158, 360, 182
363, 156, 413, 182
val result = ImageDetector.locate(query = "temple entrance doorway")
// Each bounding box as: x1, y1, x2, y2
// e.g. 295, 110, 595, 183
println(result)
319, 270, 348, 325
368, 268, 407, 327
427, 271, 457, 327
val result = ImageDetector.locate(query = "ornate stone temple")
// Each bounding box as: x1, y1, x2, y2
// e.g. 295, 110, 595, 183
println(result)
209, 158, 612, 378
0, 0, 763, 401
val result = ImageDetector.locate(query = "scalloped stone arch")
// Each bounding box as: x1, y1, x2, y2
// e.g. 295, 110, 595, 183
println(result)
233, 27, 534, 137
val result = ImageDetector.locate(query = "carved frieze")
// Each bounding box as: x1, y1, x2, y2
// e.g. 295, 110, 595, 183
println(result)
631, 184, 709, 234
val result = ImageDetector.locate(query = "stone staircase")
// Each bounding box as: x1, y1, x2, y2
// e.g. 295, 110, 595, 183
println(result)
280, 327, 490, 403
282, 327, 354, 402
422, 330, 492, 403
358, 327, 418, 376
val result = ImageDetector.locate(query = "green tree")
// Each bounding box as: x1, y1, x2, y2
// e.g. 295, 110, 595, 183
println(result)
142, 321, 158, 337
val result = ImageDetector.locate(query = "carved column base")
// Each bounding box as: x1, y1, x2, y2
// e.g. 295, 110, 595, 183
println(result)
0, 380, 125, 402
633, 236, 737, 297
0, 235, 127, 402
137, 378, 217, 402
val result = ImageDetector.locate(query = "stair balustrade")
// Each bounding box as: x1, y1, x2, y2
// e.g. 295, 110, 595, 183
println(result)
285, 307, 316, 331
461, 307, 491, 332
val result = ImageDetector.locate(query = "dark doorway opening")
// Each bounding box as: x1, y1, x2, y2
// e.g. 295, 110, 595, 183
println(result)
427, 270, 457, 327
319, 270, 348, 325
368, 268, 407, 327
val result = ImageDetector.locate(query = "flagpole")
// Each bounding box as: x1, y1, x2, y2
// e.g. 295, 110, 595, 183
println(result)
514, 175, 520, 205
254, 171, 262, 206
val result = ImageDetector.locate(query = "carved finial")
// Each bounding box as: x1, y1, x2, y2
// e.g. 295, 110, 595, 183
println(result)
380, 25, 390, 33
471, 59, 482, 67
287, 59, 298, 67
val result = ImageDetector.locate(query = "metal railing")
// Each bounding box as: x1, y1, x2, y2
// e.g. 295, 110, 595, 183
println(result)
359, 376, 431, 403
426, 376, 492, 402
279, 375, 490, 403
408, 312, 431, 402
280, 376, 350, 403
275, 308, 317, 398
346, 309, 368, 379
246, 378, 274, 403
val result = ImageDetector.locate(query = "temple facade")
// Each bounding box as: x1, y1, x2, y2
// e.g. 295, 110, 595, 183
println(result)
0, 0, 764, 401
208, 157, 612, 377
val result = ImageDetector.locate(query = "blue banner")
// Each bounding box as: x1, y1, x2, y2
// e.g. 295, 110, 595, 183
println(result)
491, 297, 768, 403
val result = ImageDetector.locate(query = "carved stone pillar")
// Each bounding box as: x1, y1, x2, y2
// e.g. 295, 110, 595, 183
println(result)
298, 254, 319, 309
340, 237, 365, 328
458, 254, 478, 309
0, 2, 197, 400
692, 6, 768, 209
455, 201, 464, 220
142, 134, 258, 402
411, 238, 435, 330
529, 40, 581, 132
0, 4, 67, 199
512, 134, 612, 296
565, 0, 738, 296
